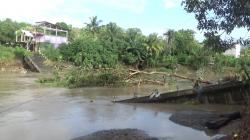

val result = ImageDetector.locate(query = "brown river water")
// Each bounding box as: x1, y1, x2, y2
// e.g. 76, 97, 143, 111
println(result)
0, 73, 240, 140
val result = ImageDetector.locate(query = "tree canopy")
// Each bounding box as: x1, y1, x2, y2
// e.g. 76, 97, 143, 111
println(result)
182, 0, 250, 49
0, 16, 217, 70
0, 19, 28, 44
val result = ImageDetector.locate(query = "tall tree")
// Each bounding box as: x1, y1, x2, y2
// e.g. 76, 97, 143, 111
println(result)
55, 22, 72, 31
85, 16, 103, 36
174, 29, 200, 55
182, 0, 250, 49
146, 33, 164, 56
0, 19, 20, 44
105, 22, 122, 43
164, 29, 175, 54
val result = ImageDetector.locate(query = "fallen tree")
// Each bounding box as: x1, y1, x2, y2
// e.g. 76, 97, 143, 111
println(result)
125, 79, 165, 86
128, 69, 212, 84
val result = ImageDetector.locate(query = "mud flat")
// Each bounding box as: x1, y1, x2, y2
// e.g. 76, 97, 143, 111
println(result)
72, 129, 157, 140
169, 110, 241, 140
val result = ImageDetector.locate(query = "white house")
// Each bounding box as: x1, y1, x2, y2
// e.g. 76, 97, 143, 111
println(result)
224, 44, 241, 58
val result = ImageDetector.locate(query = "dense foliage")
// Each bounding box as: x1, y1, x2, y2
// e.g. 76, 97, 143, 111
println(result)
55, 17, 206, 71
182, 0, 250, 50
0, 19, 30, 44
182, 0, 250, 79
0, 45, 31, 62
40, 43, 62, 61
1, 16, 249, 87
60, 69, 124, 88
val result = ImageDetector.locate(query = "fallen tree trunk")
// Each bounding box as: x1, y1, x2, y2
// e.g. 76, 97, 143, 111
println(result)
128, 69, 212, 84
126, 79, 165, 86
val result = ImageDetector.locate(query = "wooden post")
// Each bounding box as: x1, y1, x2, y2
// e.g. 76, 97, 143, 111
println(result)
16, 34, 18, 42
21, 34, 23, 42
26, 42, 29, 50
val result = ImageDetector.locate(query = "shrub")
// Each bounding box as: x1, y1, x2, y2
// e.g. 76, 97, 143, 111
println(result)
13, 47, 31, 58
60, 68, 123, 88
214, 54, 237, 68
162, 55, 177, 69
60, 37, 118, 68
0, 45, 31, 61
176, 54, 190, 65
121, 52, 138, 66
99, 73, 120, 86
40, 43, 62, 61
0, 46, 15, 61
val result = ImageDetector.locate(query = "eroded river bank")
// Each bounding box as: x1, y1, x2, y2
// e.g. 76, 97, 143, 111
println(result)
0, 73, 241, 140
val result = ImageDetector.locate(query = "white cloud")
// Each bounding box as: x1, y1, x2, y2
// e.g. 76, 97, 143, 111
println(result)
86, 0, 147, 14
0, 0, 147, 26
164, 0, 181, 9
0, 0, 94, 27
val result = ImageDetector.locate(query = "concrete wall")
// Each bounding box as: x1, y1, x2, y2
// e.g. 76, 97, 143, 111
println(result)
224, 44, 241, 58
166, 82, 250, 105
117, 81, 250, 105
34, 35, 68, 48
204, 83, 250, 104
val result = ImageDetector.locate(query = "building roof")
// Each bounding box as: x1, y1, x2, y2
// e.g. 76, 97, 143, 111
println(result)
36, 21, 57, 28
35, 21, 66, 31
21, 30, 33, 37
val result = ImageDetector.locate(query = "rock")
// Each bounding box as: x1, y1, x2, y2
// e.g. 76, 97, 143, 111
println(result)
72, 129, 158, 140
20, 69, 27, 74
169, 110, 220, 130
210, 134, 232, 140
206, 112, 241, 129
169, 110, 241, 130
220, 112, 241, 120
205, 118, 231, 129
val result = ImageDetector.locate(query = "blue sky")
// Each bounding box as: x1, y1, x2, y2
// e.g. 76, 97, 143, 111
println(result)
0, 0, 249, 42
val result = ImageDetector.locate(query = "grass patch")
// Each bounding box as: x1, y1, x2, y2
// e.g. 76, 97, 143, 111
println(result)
0, 45, 31, 63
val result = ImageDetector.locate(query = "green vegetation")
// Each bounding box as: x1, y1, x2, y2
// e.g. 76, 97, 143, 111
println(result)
40, 43, 62, 61
0, 45, 31, 62
62, 69, 124, 88
36, 16, 249, 87
39, 68, 125, 88
182, 0, 250, 48
0, 19, 30, 44
56, 20, 204, 71
0, 15, 249, 88
182, 0, 250, 81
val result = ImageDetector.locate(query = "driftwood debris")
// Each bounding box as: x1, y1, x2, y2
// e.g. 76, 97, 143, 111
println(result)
126, 79, 165, 86
128, 69, 212, 84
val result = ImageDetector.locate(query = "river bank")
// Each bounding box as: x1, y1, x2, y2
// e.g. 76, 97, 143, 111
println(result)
0, 59, 27, 73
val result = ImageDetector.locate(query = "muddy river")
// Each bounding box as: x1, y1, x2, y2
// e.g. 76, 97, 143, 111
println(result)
0, 73, 240, 140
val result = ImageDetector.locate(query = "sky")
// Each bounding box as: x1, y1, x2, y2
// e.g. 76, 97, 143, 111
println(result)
0, 0, 249, 42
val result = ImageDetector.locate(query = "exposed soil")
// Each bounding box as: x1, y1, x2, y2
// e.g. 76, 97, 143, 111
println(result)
0, 59, 27, 73
71, 129, 158, 140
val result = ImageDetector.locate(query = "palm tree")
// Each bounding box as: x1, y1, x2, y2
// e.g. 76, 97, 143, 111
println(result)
146, 33, 164, 56
164, 29, 175, 55
85, 16, 103, 36
105, 22, 121, 42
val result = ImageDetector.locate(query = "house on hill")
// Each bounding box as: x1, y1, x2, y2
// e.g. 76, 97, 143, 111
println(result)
16, 21, 68, 52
